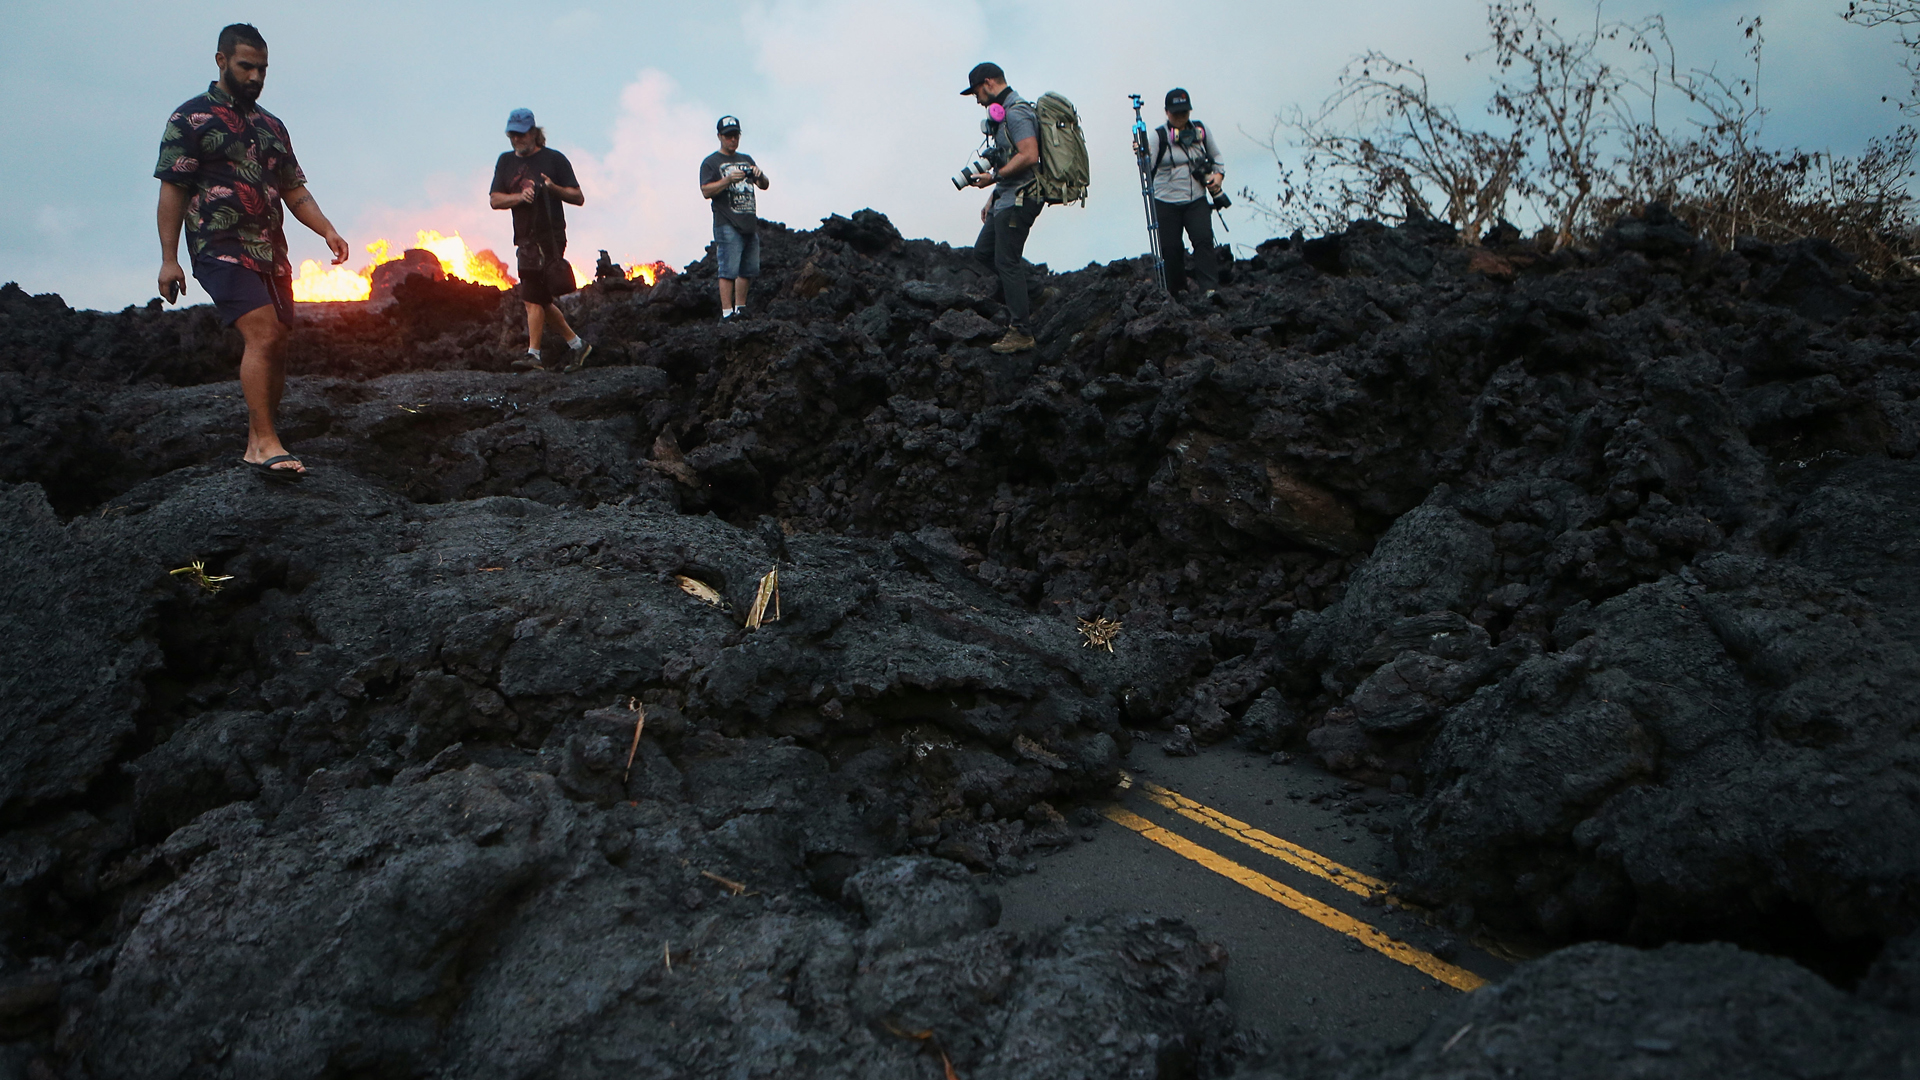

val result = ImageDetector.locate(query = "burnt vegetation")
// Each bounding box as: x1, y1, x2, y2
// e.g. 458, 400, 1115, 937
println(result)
1255, 1, 1920, 275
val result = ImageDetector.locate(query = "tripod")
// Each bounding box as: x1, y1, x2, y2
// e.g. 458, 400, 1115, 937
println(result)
1129, 94, 1167, 293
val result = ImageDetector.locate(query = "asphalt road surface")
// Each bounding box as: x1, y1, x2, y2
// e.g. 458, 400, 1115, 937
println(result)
995, 743, 1516, 1047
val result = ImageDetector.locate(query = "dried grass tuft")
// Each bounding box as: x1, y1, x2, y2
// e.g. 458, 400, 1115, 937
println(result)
169, 560, 234, 594
1078, 617, 1122, 652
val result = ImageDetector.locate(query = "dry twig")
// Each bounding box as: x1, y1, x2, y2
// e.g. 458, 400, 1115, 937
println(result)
882, 1022, 961, 1079
699, 870, 749, 896
622, 697, 647, 782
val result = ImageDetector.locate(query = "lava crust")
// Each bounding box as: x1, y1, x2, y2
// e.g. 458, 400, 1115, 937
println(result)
3, 204, 1918, 1074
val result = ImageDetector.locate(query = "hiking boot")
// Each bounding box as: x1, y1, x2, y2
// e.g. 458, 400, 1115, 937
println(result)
562, 341, 593, 373
989, 328, 1035, 353
511, 352, 545, 372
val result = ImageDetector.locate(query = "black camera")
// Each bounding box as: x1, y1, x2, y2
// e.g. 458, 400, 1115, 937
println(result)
951, 156, 995, 190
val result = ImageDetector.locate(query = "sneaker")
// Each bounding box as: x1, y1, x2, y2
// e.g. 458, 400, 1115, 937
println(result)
562, 341, 593, 373
1205, 289, 1225, 306
989, 328, 1035, 354
511, 353, 545, 372
721, 307, 738, 320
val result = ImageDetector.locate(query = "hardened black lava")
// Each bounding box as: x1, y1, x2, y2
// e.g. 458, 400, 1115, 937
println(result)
1, 204, 1915, 1076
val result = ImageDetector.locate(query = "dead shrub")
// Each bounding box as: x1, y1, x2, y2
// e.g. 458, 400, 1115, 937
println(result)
1248, 1, 1919, 273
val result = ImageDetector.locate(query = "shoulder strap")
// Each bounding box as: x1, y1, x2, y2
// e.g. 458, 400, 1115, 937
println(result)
1154, 126, 1169, 170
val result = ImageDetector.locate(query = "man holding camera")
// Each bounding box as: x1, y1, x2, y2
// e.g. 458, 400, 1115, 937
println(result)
1146, 88, 1226, 302
699, 116, 769, 320
962, 63, 1043, 354
490, 108, 591, 372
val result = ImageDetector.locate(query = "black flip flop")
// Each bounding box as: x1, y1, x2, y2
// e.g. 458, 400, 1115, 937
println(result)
242, 454, 305, 482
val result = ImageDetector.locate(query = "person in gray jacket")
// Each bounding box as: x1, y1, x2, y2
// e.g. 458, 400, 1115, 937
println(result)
963, 62, 1043, 354
1145, 88, 1225, 300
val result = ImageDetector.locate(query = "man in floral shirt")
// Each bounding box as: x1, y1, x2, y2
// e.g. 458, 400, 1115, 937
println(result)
155, 23, 349, 480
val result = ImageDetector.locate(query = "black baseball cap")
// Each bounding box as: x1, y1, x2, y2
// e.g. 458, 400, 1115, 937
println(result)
1165, 88, 1192, 112
961, 62, 1004, 94
716, 115, 741, 134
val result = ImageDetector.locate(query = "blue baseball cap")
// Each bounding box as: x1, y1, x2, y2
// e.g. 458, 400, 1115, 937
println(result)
506, 108, 536, 134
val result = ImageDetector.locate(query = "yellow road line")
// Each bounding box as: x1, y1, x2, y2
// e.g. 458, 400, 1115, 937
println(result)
1137, 780, 1394, 903
1103, 805, 1487, 991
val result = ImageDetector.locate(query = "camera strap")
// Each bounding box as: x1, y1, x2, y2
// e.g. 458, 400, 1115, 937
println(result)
1152, 122, 1208, 173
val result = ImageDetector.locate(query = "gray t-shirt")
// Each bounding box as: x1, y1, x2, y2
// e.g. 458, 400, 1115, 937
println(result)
989, 90, 1040, 212
700, 151, 760, 234
1149, 122, 1225, 204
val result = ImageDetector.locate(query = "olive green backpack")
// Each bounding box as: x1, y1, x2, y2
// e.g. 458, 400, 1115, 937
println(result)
1031, 92, 1090, 206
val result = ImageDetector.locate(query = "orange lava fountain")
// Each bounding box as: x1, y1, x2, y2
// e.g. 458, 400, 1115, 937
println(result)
292, 231, 517, 302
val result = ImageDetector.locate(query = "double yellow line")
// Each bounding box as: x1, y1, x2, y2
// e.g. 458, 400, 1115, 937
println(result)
1107, 778, 1486, 991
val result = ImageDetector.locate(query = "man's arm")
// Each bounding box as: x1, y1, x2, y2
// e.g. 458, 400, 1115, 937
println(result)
699, 163, 736, 199
998, 135, 1040, 181
283, 185, 350, 264
540, 173, 584, 206
157, 181, 191, 302
491, 186, 534, 209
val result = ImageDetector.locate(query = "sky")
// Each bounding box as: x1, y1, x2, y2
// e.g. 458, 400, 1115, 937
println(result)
1, 0, 1912, 311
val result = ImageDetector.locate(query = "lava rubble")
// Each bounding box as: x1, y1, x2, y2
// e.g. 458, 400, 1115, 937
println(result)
1, 205, 1917, 1077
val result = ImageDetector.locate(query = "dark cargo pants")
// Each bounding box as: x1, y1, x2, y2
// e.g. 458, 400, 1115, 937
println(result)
972, 198, 1045, 328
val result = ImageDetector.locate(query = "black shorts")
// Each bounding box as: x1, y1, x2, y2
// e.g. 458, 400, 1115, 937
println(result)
516, 236, 568, 306
192, 254, 296, 329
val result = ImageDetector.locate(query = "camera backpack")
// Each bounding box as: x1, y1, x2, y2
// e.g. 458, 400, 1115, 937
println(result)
1030, 92, 1090, 206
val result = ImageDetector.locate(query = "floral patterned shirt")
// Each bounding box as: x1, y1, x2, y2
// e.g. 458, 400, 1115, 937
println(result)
154, 81, 307, 278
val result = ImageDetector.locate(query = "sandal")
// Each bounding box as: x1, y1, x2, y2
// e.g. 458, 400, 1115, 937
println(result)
242, 454, 305, 482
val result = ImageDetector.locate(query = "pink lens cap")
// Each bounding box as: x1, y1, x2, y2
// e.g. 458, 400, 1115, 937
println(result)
988, 103, 1006, 122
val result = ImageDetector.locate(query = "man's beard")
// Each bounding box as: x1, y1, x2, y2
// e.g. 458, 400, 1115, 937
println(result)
220, 70, 262, 108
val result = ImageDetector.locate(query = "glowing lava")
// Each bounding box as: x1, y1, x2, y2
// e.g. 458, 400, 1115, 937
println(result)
292, 231, 517, 302
626, 261, 670, 286
293, 234, 671, 301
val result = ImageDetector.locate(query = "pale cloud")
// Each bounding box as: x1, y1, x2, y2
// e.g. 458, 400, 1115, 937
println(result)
34, 205, 85, 241
565, 70, 728, 270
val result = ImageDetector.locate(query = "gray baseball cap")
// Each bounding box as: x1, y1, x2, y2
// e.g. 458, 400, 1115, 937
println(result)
506, 108, 536, 133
